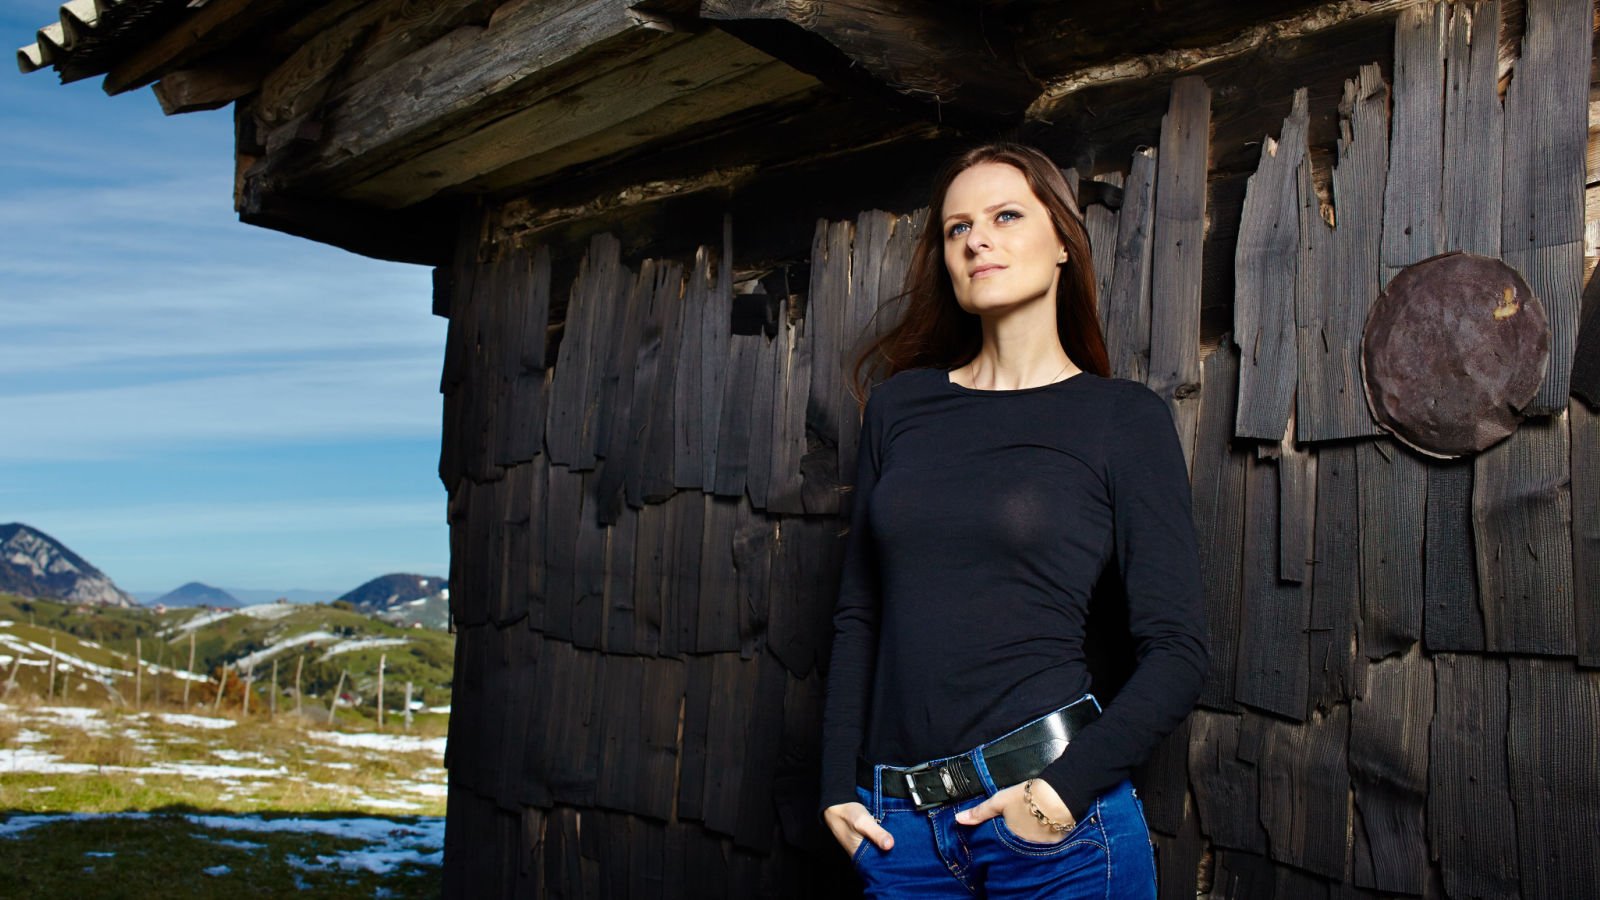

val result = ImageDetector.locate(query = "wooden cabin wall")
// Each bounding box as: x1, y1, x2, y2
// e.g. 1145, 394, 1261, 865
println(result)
433, 1, 1598, 897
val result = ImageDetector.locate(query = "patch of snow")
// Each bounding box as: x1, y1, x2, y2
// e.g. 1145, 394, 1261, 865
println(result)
210, 749, 274, 764
357, 798, 424, 812
308, 731, 446, 756
397, 781, 448, 799
0, 747, 105, 775
232, 631, 339, 672
0, 635, 131, 680
27, 786, 56, 793
316, 637, 410, 662
425, 705, 450, 714
199, 835, 264, 851
152, 712, 236, 730
0, 812, 152, 839
186, 814, 445, 876
84, 851, 115, 858
202, 865, 231, 876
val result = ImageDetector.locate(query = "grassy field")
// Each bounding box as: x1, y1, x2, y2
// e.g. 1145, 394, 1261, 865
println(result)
2, 640, 452, 896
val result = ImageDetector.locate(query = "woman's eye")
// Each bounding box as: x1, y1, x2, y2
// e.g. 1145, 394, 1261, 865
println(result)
947, 222, 969, 237
996, 209, 1022, 223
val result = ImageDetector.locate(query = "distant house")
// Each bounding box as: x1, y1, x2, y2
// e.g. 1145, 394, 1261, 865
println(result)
19, 1, 1599, 897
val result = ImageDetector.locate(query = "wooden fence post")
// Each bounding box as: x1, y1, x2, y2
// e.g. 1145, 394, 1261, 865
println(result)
294, 654, 304, 718
329, 669, 347, 728
404, 681, 413, 731
47, 637, 56, 701
183, 631, 195, 708
377, 653, 386, 730
270, 658, 278, 716
213, 666, 228, 712
134, 637, 142, 711
242, 666, 252, 717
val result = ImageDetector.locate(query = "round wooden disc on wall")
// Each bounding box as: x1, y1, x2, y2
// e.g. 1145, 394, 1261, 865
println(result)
1360, 251, 1550, 459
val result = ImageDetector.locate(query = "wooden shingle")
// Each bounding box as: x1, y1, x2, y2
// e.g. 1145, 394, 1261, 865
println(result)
1429, 653, 1518, 899
1357, 439, 1426, 659
1191, 340, 1247, 711
1232, 89, 1306, 442
1103, 150, 1156, 384
1349, 649, 1431, 895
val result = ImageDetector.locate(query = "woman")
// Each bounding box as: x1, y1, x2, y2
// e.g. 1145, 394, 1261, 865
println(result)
818, 143, 1208, 898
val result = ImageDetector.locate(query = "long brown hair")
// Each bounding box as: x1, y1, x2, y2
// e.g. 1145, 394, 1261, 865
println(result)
849, 143, 1110, 404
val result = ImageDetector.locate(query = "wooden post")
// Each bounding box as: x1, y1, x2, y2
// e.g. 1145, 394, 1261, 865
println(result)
242, 666, 252, 717
404, 681, 413, 731
213, 666, 228, 712
270, 657, 278, 716
4, 655, 20, 695
294, 654, 304, 718
183, 632, 196, 708
329, 669, 347, 728
47, 637, 56, 701
153, 642, 163, 708
134, 637, 142, 711
377, 653, 386, 730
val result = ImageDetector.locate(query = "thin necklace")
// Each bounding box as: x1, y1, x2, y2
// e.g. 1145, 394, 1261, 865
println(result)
962, 358, 1075, 389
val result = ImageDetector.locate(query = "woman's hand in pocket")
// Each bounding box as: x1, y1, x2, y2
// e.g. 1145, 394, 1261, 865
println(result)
954, 780, 1075, 843
823, 801, 893, 858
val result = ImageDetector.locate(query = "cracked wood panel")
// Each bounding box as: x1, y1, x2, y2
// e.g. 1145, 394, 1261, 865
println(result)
1299, 64, 1387, 442
1233, 88, 1306, 442
1147, 76, 1210, 469
1473, 411, 1576, 654
1357, 438, 1426, 659
1103, 149, 1157, 384
1501, 0, 1588, 411
1191, 340, 1247, 711
1349, 649, 1431, 895
1507, 658, 1600, 899
1307, 442, 1361, 713
1429, 653, 1518, 900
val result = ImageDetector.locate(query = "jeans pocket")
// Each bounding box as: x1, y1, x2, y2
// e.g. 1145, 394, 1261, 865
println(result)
850, 835, 873, 868
991, 807, 1102, 856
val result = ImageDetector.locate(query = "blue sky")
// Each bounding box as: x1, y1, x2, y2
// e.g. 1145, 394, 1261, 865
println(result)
4, 2, 448, 597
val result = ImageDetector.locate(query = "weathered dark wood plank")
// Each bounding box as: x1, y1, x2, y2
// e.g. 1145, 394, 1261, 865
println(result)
635, 261, 688, 507
1307, 443, 1360, 713
674, 249, 712, 489
1507, 658, 1600, 900
497, 463, 532, 627
661, 489, 706, 658
1501, 0, 1588, 411
1148, 76, 1209, 466
746, 293, 778, 512
641, 656, 687, 821
697, 495, 742, 654
1234, 453, 1309, 721
1473, 411, 1576, 654
1081, 171, 1121, 333
733, 652, 787, 850
604, 502, 639, 654
701, 219, 734, 489
711, 331, 760, 498
1429, 653, 1517, 900
1152, 793, 1204, 900
763, 505, 812, 677
768, 296, 811, 515
1299, 64, 1387, 442
545, 638, 602, 805
732, 501, 773, 661
523, 451, 549, 634
677, 654, 713, 821
1357, 438, 1426, 659
1187, 710, 1267, 854
703, 653, 759, 837
1191, 340, 1248, 711
1381, 3, 1445, 270
1423, 460, 1482, 652
547, 234, 622, 467
840, 211, 894, 485
807, 219, 853, 516
1442, 0, 1502, 257
1575, 399, 1600, 667
1277, 411, 1315, 585
543, 463, 582, 642
594, 653, 644, 812
594, 262, 654, 522
571, 472, 607, 649
1349, 649, 1432, 895
1103, 149, 1156, 384
1573, 267, 1600, 408
1258, 703, 1349, 880
1233, 89, 1306, 441
632, 499, 665, 656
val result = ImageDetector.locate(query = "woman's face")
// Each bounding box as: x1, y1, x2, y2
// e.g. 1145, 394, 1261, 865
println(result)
941, 162, 1067, 317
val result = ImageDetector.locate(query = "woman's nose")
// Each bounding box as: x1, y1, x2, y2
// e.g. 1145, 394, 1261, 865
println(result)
965, 224, 991, 253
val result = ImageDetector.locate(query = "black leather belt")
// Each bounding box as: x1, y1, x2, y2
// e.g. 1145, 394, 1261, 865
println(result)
856, 699, 1099, 811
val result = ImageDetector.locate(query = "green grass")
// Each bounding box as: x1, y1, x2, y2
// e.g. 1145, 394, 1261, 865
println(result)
0, 813, 442, 899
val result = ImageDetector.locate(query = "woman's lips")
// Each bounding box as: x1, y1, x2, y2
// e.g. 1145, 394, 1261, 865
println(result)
971, 264, 1006, 278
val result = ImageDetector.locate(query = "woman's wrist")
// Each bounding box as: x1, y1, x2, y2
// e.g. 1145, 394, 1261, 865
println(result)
1023, 778, 1075, 831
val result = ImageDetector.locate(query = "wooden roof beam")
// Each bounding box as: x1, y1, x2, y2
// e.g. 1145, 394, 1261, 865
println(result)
245, 0, 657, 198
102, 0, 308, 95
698, 0, 1039, 120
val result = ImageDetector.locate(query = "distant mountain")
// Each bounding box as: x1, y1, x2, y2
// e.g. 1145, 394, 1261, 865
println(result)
152, 582, 239, 608
338, 573, 448, 613
376, 591, 451, 631
0, 523, 137, 607
225, 588, 336, 605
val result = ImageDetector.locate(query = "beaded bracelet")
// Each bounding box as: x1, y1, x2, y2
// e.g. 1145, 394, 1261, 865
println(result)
1023, 779, 1074, 834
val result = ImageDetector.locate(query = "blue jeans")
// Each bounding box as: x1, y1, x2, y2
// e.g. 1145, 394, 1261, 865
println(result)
849, 702, 1157, 898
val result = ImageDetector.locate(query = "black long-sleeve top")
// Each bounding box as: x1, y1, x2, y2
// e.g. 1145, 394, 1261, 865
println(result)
819, 367, 1208, 822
